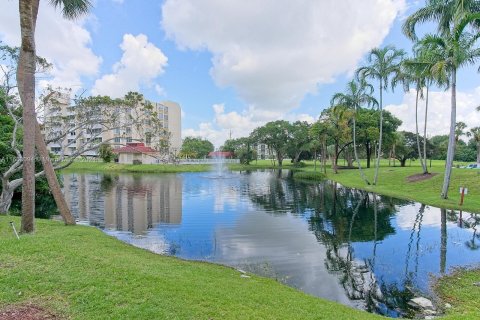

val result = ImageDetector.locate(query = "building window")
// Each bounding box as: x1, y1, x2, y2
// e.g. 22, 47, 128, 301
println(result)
114, 128, 120, 134
146, 133, 152, 144
51, 147, 61, 153
126, 127, 131, 134
70, 131, 76, 136
126, 137, 132, 143
114, 137, 121, 143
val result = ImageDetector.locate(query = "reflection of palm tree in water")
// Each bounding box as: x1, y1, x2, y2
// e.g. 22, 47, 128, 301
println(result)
404, 204, 425, 281
440, 208, 447, 274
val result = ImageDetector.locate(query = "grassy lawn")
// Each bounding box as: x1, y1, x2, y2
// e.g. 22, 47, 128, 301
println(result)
318, 160, 480, 213
62, 161, 211, 173
0, 216, 380, 319
434, 268, 480, 320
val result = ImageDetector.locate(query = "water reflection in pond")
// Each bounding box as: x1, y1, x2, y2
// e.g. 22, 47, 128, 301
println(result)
62, 170, 480, 318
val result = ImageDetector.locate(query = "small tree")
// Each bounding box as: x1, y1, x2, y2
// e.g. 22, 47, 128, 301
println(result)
98, 143, 114, 163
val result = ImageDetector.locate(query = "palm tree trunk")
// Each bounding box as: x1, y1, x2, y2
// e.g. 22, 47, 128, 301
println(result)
415, 88, 426, 173
18, 0, 37, 233
476, 141, 480, 164
373, 85, 382, 185
353, 107, 370, 184
441, 69, 457, 199
35, 122, 76, 225
423, 85, 429, 173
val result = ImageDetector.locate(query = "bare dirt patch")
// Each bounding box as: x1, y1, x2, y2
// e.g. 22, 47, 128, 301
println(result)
0, 304, 59, 320
406, 172, 438, 183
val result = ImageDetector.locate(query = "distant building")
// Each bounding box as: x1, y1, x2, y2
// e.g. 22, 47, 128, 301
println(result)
114, 143, 160, 164
208, 151, 234, 159
255, 143, 274, 160
42, 91, 182, 158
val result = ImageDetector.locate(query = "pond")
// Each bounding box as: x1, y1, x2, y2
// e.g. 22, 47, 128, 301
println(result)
62, 170, 480, 318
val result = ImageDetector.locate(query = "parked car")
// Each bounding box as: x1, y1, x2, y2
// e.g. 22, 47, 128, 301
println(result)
465, 163, 480, 169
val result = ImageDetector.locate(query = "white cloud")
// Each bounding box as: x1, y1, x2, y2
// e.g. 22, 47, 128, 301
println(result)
0, 1, 102, 90
162, 0, 405, 112
386, 87, 480, 138
183, 104, 318, 147
92, 34, 168, 98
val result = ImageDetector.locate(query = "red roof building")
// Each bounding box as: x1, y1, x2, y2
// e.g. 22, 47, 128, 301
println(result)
208, 151, 234, 159
113, 143, 160, 164
113, 142, 157, 154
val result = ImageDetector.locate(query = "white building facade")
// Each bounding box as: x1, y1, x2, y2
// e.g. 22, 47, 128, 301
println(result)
42, 92, 182, 158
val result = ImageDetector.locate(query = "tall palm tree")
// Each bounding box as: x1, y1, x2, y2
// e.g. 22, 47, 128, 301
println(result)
331, 79, 377, 185
403, 0, 480, 41
18, 0, 91, 232
356, 46, 405, 185
467, 127, 480, 163
417, 13, 480, 199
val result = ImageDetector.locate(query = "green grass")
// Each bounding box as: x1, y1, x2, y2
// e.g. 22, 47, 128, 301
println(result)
0, 216, 380, 319
434, 268, 480, 319
316, 160, 480, 213
61, 161, 211, 173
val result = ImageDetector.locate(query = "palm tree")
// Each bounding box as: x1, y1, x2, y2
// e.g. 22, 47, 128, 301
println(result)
417, 14, 480, 199
331, 79, 377, 185
17, 0, 91, 232
356, 46, 405, 185
467, 127, 480, 163
401, 45, 441, 175
455, 121, 468, 143
403, 0, 480, 41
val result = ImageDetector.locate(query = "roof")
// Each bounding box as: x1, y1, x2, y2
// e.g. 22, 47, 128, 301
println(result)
113, 143, 157, 154
208, 151, 234, 158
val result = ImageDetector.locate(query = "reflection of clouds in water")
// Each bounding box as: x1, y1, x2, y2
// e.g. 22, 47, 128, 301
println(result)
213, 211, 355, 306
395, 203, 476, 230
105, 230, 169, 255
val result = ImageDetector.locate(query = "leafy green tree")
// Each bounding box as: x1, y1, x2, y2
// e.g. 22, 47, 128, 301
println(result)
180, 137, 214, 159
355, 108, 402, 169
286, 121, 312, 164
98, 143, 115, 163
221, 137, 256, 164
394, 131, 433, 167
318, 106, 353, 173
430, 135, 449, 159
467, 127, 480, 163
356, 46, 405, 185
331, 79, 377, 184
250, 120, 291, 166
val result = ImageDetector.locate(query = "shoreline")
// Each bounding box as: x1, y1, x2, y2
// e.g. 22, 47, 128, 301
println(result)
61, 160, 480, 213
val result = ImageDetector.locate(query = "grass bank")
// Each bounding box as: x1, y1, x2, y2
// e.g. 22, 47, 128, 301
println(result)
434, 268, 480, 319
61, 161, 211, 173
0, 217, 378, 319
318, 160, 480, 213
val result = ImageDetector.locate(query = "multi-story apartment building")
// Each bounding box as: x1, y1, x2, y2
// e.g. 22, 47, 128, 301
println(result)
42, 91, 182, 158
255, 143, 274, 160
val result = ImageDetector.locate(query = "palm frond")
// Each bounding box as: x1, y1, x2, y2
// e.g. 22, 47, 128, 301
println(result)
49, 0, 92, 19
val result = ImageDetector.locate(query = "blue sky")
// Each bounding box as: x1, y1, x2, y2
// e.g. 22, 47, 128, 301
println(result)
1, 0, 479, 146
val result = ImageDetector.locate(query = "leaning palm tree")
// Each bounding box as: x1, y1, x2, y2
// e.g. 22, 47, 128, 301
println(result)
403, 0, 480, 41
18, 0, 91, 232
331, 79, 377, 185
417, 13, 480, 199
356, 46, 405, 185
